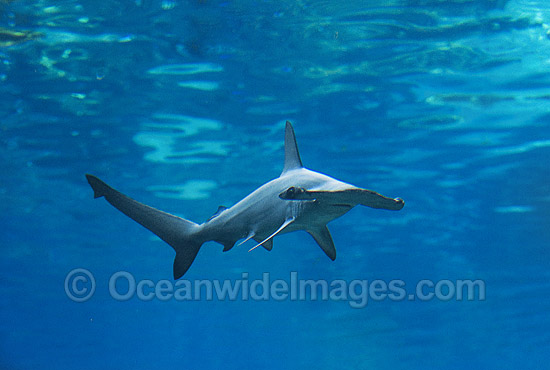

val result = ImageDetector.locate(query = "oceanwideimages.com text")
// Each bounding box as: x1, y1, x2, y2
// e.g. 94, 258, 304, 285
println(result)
65, 269, 486, 308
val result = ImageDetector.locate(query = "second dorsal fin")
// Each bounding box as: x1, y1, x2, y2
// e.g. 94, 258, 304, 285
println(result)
207, 205, 228, 221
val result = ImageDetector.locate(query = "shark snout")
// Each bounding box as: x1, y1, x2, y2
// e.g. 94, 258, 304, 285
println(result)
393, 197, 405, 210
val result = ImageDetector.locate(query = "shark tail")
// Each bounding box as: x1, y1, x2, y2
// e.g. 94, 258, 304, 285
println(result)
86, 174, 205, 279
172, 234, 203, 280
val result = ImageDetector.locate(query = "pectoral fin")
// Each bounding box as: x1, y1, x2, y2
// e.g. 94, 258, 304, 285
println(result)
307, 226, 336, 260
248, 218, 294, 252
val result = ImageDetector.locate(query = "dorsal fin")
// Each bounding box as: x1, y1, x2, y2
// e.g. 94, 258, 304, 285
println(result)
207, 205, 228, 221
281, 121, 303, 175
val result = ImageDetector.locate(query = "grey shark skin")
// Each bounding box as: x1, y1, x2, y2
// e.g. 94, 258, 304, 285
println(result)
86, 121, 404, 279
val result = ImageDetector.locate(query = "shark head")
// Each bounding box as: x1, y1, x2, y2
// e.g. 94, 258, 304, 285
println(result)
279, 186, 308, 200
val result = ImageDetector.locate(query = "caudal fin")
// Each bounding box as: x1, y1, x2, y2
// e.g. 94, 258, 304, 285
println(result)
86, 173, 110, 198
173, 244, 201, 279
85, 174, 204, 279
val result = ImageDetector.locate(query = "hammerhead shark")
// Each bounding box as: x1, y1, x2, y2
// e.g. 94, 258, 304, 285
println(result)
86, 121, 404, 279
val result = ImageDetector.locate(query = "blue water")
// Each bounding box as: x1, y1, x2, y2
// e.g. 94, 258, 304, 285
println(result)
1, 0, 550, 368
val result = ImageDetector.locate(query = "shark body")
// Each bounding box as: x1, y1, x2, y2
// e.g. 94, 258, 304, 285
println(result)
86, 121, 404, 279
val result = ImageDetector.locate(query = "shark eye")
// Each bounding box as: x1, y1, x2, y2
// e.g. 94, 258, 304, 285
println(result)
286, 187, 296, 198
